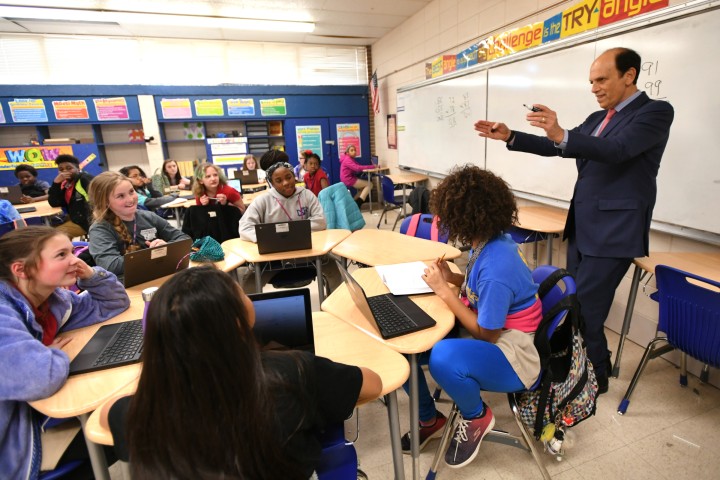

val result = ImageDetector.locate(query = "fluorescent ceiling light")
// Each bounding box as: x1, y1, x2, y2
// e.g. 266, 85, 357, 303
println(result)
0, 6, 315, 33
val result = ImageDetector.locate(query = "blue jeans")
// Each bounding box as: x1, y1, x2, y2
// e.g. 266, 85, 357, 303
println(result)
429, 338, 524, 418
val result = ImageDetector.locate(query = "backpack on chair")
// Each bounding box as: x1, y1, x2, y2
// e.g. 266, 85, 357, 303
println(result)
516, 268, 598, 455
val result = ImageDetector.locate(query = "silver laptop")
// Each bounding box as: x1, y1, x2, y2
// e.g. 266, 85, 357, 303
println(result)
123, 238, 192, 287
255, 220, 312, 254
0, 185, 24, 205
249, 288, 314, 352
335, 259, 436, 339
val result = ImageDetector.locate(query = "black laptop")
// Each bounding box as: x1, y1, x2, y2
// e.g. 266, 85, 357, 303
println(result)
255, 220, 312, 254
335, 260, 436, 339
234, 169, 259, 185
0, 185, 23, 205
249, 288, 314, 351
69, 319, 143, 375
123, 238, 192, 287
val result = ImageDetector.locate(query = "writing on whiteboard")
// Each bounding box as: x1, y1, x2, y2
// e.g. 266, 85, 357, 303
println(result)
641, 59, 666, 100
435, 93, 472, 128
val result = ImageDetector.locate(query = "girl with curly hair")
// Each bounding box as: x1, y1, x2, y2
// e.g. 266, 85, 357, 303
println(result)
421, 165, 542, 469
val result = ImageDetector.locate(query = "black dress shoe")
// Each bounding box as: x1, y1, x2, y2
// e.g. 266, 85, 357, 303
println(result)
597, 371, 609, 395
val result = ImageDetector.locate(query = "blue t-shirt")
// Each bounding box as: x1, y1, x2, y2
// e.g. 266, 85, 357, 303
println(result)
465, 234, 539, 330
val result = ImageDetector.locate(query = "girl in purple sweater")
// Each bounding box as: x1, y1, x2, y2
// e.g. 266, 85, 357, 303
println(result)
339, 145, 375, 207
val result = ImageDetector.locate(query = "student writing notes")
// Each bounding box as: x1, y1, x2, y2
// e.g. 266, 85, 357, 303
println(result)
238, 160, 326, 242
87, 172, 189, 276
474, 47, 674, 394
100, 267, 381, 479
0, 226, 129, 480
419, 166, 542, 469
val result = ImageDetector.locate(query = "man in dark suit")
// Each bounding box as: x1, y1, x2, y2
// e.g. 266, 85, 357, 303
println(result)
474, 48, 674, 393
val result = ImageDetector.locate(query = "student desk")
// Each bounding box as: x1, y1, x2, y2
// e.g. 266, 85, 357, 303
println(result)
321, 265, 458, 480
514, 205, 567, 265
78, 312, 410, 478
332, 229, 461, 266
385, 172, 428, 222
612, 251, 720, 378
223, 229, 351, 302
240, 182, 268, 193
18, 200, 63, 224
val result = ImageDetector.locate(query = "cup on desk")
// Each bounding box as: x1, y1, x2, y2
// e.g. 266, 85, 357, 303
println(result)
142, 287, 159, 331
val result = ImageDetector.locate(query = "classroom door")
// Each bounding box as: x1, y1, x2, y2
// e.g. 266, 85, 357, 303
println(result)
328, 116, 371, 170
283, 118, 338, 183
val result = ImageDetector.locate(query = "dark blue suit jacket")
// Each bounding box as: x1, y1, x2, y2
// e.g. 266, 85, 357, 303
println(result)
509, 92, 674, 258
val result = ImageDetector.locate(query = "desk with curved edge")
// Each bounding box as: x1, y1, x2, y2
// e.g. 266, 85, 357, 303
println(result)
332, 229, 461, 267
515, 205, 567, 265
223, 229, 351, 302
321, 265, 458, 480
80, 311, 410, 478
18, 200, 63, 223
612, 251, 720, 378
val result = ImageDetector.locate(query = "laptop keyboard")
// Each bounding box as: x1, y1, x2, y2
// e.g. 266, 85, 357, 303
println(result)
92, 320, 143, 367
367, 295, 418, 336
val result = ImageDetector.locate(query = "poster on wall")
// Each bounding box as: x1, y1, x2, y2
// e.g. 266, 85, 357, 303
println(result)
387, 114, 397, 149
194, 99, 224, 117
160, 98, 192, 119
259, 98, 287, 116
94, 97, 129, 121
1, 145, 74, 170
52, 100, 89, 120
9, 99, 48, 123
336, 123, 361, 157
295, 126, 323, 161
227, 98, 255, 116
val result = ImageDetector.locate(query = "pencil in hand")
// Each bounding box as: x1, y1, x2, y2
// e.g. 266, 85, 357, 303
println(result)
437, 253, 446, 265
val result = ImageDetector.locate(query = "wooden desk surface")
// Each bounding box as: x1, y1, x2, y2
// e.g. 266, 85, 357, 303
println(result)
241, 182, 268, 191
331, 229, 461, 266
29, 303, 143, 418
515, 205, 567, 234
634, 251, 720, 282
386, 173, 428, 185
321, 265, 458, 354
83, 311, 410, 446
19, 200, 63, 219
223, 229, 351, 263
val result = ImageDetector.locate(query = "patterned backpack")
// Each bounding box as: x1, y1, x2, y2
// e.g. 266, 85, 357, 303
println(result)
516, 269, 598, 451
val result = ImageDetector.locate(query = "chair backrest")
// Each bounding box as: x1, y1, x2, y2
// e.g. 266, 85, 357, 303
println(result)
400, 214, 449, 243
656, 265, 720, 367
316, 423, 358, 480
379, 175, 399, 205
0, 216, 43, 237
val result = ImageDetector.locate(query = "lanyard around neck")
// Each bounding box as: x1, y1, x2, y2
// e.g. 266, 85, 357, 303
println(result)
274, 195, 304, 221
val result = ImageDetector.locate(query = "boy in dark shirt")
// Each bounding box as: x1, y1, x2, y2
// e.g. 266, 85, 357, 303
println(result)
14, 164, 50, 203
47, 154, 94, 237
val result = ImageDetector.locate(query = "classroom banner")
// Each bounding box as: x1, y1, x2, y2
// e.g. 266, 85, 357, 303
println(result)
0, 145, 74, 170
94, 97, 130, 121
336, 123, 361, 157
227, 98, 255, 116
194, 99, 224, 117
259, 98, 287, 116
52, 100, 89, 120
9, 99, 48, 123
295, 125, 323, 160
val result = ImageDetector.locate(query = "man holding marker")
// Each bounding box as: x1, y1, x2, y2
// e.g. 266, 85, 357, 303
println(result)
474, 47, 674, 394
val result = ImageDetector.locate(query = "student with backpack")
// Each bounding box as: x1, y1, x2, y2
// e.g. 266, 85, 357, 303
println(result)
420, 165, 543, 469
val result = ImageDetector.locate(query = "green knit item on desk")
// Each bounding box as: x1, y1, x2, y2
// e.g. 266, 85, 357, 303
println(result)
190, 236, 225, 262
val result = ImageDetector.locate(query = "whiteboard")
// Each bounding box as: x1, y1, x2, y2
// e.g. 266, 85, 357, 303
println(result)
397, 4, 720, 236
397, 71, 487, 174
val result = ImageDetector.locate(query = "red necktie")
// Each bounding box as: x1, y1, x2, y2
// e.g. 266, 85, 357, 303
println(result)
595, 109, 616, 136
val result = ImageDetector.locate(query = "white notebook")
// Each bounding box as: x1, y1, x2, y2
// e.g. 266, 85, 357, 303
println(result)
375, 261, 433, 296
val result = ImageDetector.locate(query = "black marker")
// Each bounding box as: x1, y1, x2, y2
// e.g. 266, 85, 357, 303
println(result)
523, 103, 541, 112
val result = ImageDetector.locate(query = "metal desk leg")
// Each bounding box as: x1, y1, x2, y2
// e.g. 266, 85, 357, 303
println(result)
255, 262, 263, 294
367, 172, 374, 214
315, 257, 325, 303
78, 412, 110, 480
409, 353, 420, 480
385, 391, 406, 480
546, 235, 554, 265
613, 265, 646, 378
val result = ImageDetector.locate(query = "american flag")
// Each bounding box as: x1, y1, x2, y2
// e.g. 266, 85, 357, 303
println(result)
369, 70, 380, 115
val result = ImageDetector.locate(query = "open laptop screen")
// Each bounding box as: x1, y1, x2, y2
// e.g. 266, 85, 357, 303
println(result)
249, 288, 314, 351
